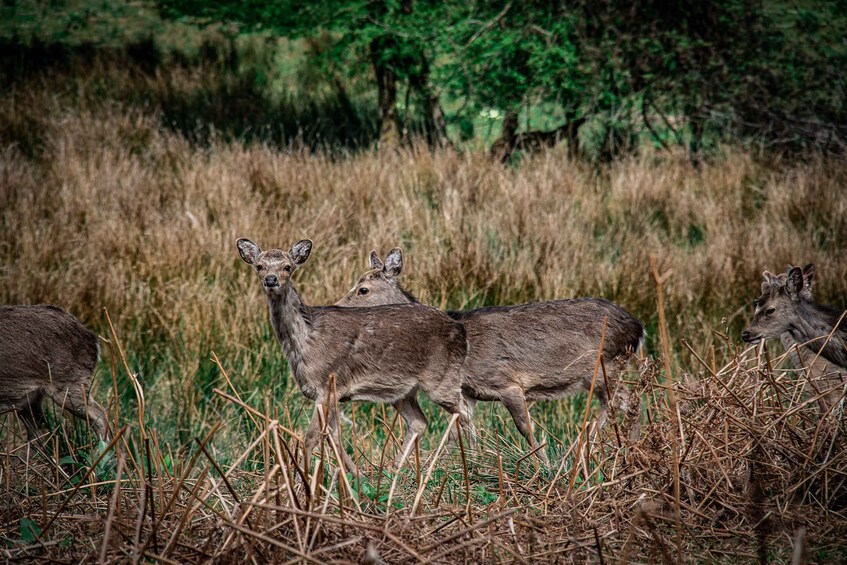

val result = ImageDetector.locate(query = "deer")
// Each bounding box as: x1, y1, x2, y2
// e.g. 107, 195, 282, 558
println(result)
752, 266, 835, 373
336, 248, 645, 463
0, 305, 108, 442
743, 264, 846, 404
235, 238, 473, 475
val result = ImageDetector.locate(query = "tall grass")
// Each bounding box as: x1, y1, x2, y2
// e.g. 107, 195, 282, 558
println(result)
2, 62, 847, 445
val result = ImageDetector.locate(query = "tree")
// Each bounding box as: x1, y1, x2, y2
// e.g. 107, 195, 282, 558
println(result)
161, 0, 847, 156
162, 0, 453, 149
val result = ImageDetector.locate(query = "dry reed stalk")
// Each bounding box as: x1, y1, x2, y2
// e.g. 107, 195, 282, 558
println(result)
307, 466, 338, 552
385, 431, 418, 516
321, 417, 362, 514
269, 425, 305, 552
105, 309, 146, 439
36, 424, 127, 539
651, 256, 682, 556
456, 417, 473, 523
373, 408, 401, 509
212, 351, 261, 431
410, 413, 460, 516
98, 452, 124, 564
161, 467, 210, 558
104, 333, 121, 442
213, 388, 299, 439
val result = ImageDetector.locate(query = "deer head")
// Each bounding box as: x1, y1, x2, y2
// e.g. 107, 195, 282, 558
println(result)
336, 248, 410, 306
742, 264, 816, 343
236, 238, 313, 296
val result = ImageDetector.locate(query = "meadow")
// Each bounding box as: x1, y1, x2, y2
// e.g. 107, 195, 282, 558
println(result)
1, 53, 847, 562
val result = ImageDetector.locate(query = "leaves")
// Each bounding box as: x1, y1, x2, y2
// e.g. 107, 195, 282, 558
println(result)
20, 518, 41, 543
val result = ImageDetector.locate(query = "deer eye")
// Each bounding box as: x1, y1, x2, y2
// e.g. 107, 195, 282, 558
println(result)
358, 287, 369, 296
765, 307, 776, 316
283, 265, 292, 273
256, 264, 264, 272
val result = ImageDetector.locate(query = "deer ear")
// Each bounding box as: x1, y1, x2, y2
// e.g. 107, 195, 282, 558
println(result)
236, 238, 261, 265
801, 263, 816, 298
384, 248, 403, 278
289, 239, 313, 266
369, 251, 384, 271
785, 266, 803, 300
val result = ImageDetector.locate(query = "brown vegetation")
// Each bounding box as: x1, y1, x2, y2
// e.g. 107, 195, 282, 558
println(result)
2, 340, 845, 562
1, 71, 847, 560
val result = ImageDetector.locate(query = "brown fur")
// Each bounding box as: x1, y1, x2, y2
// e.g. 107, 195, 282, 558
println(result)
0, 305, 107, 441
743, 265, 846, 407
337, 249, 645, 461
236, 238, 473, 473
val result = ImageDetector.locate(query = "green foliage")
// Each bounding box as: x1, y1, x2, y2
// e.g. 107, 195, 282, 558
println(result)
19, 518, 41, 544
472, 484, 498, 505
159, 0, 847, 155
3, 0, 844, 154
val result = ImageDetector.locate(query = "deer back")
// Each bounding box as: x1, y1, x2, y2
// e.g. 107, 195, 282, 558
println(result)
453, 298, 644, 401
340, 250, 644, 401
0, 305, 99, 407
288, 302, 467, 403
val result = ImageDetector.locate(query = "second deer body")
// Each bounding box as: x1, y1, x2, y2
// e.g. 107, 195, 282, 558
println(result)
337, 249, 645, 459
0, 305, 108, 442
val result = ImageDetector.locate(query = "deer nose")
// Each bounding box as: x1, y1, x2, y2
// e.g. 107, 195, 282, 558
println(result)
741, 330, 751, 342
264, 274, 278, 287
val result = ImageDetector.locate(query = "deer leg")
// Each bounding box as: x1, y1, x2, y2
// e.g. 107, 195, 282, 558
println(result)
392, 395, 428, 469
460, 394, 478, 448
500, 387, 549, 466
18, 390, 47, 442
465, 395, 478, 419
51, 383, 108, 442
326, 404, 361, 477
303, 405, 323, 475
430, 394, 476, 450
419, 373, 476, 448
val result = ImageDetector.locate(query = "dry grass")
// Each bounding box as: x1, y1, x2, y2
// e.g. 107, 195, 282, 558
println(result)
2, 333, 845, 562
1, 68, 847, 561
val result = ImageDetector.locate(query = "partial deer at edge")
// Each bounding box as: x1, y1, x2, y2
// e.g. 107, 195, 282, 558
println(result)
336, 248, 645, 463
236, 238, 473, 475
743, 264, 846, 405
0, 305, 108, 442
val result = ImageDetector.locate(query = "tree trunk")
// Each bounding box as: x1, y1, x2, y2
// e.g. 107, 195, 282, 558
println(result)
371, 40, 400, 150
409, 55, 451, 148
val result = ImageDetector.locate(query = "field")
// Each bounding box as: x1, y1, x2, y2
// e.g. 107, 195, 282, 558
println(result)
2, 55, 847, 562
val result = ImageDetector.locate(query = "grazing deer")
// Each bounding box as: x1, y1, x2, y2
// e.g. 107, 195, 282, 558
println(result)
0, 305, 108, 442
743, 265, 846, 397
236, 238, 473, 474
337, 248, 645, 461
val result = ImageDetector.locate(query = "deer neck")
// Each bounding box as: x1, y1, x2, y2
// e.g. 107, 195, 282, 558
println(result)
266, 282, 311, 389
395, 282, 419, 304
788, 303, 847, 369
